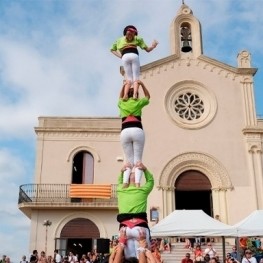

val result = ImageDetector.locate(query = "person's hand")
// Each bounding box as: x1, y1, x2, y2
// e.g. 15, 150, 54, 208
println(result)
137, 227, 146, 240
152, 40, 159, 48
119, 227, 127, 247
121, 163, 132, 172
136, 162, 147, 171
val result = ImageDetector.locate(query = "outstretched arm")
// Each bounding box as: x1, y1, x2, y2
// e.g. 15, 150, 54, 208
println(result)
138, 81, 150, 99
144, 40, 158, 53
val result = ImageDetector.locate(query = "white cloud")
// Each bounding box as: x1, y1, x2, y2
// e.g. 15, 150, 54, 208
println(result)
0, 148, 31, 260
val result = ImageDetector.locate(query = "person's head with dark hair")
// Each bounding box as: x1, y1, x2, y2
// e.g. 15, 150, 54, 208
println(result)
123, 25, 138, 36
127, 88, 135, 99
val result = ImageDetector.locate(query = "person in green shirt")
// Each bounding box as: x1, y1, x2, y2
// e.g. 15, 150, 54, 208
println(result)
116, 162, 154, 259
118, 81, 150, 188
111, 25, 158, 100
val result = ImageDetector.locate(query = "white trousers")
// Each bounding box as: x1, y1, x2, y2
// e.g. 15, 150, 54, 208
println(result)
120, 128, 145, 183
122, 226, 151, 259
122, 53, 140, 82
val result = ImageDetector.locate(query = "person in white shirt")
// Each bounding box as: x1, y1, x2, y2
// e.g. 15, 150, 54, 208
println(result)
68, 252, 77, 263
241, 250, 257, 263
203, 243, 217, 259
54, 250, 61, 263
20, 255, 28, 263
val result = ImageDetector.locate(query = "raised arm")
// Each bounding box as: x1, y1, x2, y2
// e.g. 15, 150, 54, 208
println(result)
144, 40, 158, 53
138, 81, 150, 99
119, 83, 126, 98
137, 162, 154, 187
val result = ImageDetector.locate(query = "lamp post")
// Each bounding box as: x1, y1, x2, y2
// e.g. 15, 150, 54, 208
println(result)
43, 219, 52, 254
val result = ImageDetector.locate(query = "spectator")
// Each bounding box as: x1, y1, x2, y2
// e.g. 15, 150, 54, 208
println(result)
192, 244, 203, 263
38, 251, 48, 263
47, 256, 53, 263
225, 253, 232, 263
241, 250, 257, 263
203, 243, 217, 259
181, 253, 193, 263
54, 250, 62, 263
0, 256, 6, 263
209, 257, 218, 263
204, 254, 211, 263
68, 252, 77, 263
30, 251, 38, 263
230, 246, 241, 262
21, 255, 29, 263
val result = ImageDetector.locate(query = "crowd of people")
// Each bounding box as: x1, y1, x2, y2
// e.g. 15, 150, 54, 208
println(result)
180, 240, 263, 263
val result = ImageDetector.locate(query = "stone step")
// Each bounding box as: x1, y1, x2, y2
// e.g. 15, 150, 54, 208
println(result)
160, 241, 234, 263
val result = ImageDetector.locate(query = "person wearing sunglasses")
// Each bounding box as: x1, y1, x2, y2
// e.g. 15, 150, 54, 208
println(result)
241, 250, 257, 263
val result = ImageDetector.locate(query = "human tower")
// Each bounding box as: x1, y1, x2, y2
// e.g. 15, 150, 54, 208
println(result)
110, 25, 158, 260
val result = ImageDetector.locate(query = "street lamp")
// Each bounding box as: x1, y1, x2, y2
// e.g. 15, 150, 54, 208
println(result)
43, 219, 52, 253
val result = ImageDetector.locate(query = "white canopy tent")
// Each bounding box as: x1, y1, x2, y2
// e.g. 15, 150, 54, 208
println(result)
150, 210, 238, 237
234, 210, 263, 237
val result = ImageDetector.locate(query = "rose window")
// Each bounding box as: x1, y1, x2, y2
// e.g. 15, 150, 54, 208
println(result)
165, 81, 217, 129
174, 93, 204, 120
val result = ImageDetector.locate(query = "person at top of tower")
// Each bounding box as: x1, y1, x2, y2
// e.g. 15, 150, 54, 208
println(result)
111, 25, 158, 100
118, 80, 150, 188
116, 162, 154, 259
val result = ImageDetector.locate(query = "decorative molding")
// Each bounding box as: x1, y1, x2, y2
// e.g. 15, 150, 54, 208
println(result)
158, 152, 232, 189
140, 55, 254, 81
54, 212, 107, 238
36, 131, 120, 140
244, 133, 263, 153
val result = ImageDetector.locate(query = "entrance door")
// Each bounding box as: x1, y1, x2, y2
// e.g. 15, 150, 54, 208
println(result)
175, 170, 213, 216
67, 238, 93, 257
57, 218, 100, 256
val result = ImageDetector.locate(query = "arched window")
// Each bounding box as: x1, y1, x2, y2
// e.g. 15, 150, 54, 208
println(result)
72, 151, 94, 184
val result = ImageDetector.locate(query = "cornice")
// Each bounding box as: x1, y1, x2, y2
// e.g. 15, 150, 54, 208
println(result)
242, 126, 263, 134
35, 116, 121, 134
199, 55, 258, 76
140, 54, 179, 72
140, 54, 257, 79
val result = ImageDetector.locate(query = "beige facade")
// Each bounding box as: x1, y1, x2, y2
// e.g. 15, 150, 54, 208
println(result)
18, 3, 263, 257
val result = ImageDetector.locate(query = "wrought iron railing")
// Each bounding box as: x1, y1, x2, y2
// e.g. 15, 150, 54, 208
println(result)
18, 184, 118, 205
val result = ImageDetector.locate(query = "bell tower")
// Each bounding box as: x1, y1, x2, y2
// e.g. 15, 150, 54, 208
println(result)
170, 2, 203, 58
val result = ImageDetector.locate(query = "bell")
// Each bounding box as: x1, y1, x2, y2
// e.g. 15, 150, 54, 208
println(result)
181, 41, 192, 52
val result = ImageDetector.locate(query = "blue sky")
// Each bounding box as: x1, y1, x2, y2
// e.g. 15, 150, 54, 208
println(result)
0, 0, 263, 262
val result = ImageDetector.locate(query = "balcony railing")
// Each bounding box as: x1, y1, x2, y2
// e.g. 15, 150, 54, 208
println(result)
18, 183, 118, 208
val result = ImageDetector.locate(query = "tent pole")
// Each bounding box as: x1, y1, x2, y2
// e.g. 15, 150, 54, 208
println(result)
222, 236, 226, 262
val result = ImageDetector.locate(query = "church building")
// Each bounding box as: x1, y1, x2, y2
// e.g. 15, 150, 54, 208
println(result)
18, 3, 263, 256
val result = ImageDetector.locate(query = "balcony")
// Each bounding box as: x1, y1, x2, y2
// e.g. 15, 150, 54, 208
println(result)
18, 183, 118, 218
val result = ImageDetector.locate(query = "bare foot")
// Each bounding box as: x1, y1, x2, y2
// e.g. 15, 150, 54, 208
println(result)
122, 183, 129, 188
